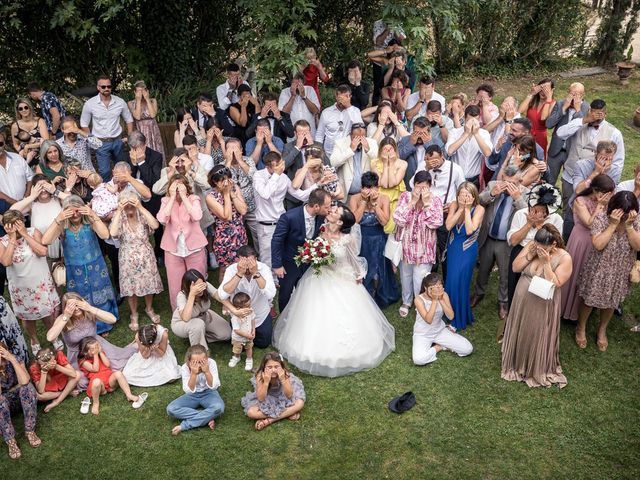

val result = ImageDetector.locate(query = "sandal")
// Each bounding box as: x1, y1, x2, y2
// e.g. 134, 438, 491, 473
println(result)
128, 313, 139, 332
597, 337, 608, 352
575, 329, 587, 349
398, 304, 410, 318
25, 432, 41, 448
255, 418, 275, 431
6, 439, 21, 460
288, 412, 301, 421
145, 309, 161, 324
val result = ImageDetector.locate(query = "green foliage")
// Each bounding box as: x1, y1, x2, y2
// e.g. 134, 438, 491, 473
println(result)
592, 0, 640, 65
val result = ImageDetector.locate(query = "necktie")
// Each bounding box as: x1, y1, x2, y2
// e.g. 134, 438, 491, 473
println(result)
490, 193, 508, 238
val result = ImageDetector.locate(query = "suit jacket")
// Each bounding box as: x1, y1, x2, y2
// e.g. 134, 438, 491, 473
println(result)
398, 136, 446, 191
190, 106, 236, 137
271, 206, 323, 273
126, 147, 163, 214
156, 194, 208, 252
545, 100, 589, 158
245, 113, 295, 143
330, 136, 378, 195
282, 141, 330, 207
477, 181, 528, 249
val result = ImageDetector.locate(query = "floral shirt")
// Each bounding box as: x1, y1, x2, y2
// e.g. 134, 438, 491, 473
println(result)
392, 192, 443, 265
40, 92, 67, 133
56, 136, 99, 172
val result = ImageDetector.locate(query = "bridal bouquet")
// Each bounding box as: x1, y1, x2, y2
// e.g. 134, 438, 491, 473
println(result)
294, 237, 335, 275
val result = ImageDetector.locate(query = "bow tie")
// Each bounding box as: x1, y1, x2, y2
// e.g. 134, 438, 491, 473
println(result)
589, 123, 600, 130
432, 168, 442, 173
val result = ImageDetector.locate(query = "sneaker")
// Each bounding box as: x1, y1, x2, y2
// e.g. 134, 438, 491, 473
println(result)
52, 338, 65, 351
31, 343, 41, 357
244, 359, 253, 371
228, 356, 241, 368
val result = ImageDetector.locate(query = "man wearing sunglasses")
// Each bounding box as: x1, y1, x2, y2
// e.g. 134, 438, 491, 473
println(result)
80, 75, 134, 182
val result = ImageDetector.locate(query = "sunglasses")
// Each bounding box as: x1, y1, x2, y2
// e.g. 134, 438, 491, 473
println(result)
18, 106, 30, 111
99, 85, 112, 90
337, 120, 344, 133
0, 141, 4, 147
37, 352, 54, 362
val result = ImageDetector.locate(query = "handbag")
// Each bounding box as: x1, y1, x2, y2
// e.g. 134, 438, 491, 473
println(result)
51, 260, 66, 288
528, 275, 555, 300
630, 260, 640, 283
384, 228, 405, 267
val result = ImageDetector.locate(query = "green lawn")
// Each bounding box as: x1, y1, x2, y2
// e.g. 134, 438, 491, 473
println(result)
3, 70, 640, 479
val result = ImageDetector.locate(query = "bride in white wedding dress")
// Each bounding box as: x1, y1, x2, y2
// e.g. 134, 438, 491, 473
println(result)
273, 204, 396, 378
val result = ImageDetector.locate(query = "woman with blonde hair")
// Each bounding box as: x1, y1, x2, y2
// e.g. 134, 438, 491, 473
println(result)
42, 195, 118, 334
444, 182, 485, 330
0, 210, 61, 355
46, 293, 135, 390
10, 97, 49, 166
127, 80, 165, 164
370, 137, 408, 235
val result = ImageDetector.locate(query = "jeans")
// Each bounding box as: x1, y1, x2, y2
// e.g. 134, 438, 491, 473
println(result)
166, 389, 225, 431
95, 139, 125, 181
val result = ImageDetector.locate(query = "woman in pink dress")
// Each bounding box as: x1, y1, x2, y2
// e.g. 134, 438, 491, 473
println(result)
561, 174, 614, 321
518, 78, 555, 158
128, 80, 166, 165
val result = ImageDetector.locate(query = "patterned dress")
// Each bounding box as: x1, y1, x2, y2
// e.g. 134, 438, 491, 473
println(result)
0, 362, 38, 441
208, 190, 247, 267
129, 100, 166, 165
62, 224, 119, 334
578, 213, 640, 309
241, 373, 306, 418
0, 298, 28, 364
1, 228, 60, 321
116, 214, 163, 297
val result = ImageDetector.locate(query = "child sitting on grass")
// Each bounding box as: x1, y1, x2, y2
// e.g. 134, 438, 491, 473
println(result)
228, 292, 255, 371
78, 337, 147, 415
167, 344, 225, 436
241, 352, 305, 431
29, 347, 81, 413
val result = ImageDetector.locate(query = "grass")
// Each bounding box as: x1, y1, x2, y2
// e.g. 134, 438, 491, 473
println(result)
3, 70, 640, 479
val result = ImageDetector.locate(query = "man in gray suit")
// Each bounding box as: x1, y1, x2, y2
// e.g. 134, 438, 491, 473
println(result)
472, 165, 528, 338
545, 82, 588, 185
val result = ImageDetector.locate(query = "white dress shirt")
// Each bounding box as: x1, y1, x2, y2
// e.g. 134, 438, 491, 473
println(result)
278, 86, 320, 137
218, 261, 276, 326
216, 81, 250, 111
446, 127, 493, 179
0, 152, 34, 201
616, 179, 636, 193
409, 159, 465, 205
181, 359, 220, 393
507, 209, 564, 247
252, 169, 316, 222
80, 94, 133, 138
196, 153, 214, 173
315, 104, 363, 156
406, 91, 446, 116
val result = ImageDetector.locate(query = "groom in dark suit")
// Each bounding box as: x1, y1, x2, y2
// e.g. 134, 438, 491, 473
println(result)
271, 189, 332, 311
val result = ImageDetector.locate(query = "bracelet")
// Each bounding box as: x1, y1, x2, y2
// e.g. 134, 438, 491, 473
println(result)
545, 100, 554, 105
235, 274, 243, 279
54, 218, 61, 226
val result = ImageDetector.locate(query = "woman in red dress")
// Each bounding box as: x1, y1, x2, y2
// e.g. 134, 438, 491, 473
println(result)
518, 78, 555, 159
303, 48, 330, 108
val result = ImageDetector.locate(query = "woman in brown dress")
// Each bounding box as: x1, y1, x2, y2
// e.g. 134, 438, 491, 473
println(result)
576, 191, 640, 351
501, 225, 572, 388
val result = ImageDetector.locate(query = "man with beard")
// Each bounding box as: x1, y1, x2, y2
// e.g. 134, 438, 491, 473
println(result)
315, 84, 363, 157
56, 116, 99, 172
398, 117, 446, 190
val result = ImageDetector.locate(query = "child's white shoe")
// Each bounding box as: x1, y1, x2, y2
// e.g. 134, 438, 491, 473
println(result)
244, 359, 253, 371
80, 397, 91, 415
228, 356, 240, 368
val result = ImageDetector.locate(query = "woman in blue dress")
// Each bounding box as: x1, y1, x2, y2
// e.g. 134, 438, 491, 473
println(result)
349, 172, 400, 307
444, 183, 485, 330
42, 195, 118, 334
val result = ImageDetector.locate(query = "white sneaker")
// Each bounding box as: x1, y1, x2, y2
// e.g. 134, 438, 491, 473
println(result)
244, 359, 253, 371
52, 338, 65, 351
228, 356, 240, 368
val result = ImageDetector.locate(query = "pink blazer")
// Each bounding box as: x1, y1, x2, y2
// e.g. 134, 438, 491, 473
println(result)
156, 194, 207, 253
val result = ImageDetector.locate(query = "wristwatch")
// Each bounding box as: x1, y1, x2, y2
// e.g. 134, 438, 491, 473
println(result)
505, 120, 514, 125
252, 273, 262, 279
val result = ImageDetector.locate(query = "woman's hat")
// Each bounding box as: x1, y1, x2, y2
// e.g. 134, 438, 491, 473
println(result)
388, 391, 416, 414
527, 183, 561, 214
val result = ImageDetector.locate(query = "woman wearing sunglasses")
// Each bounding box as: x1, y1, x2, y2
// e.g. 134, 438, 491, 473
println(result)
10, 98, 49, 167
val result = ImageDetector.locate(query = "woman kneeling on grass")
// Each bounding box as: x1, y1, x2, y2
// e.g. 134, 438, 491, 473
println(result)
241, 352, 305, 431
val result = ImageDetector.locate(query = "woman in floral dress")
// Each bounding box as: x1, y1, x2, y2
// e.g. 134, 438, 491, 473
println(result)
205, 165, 248, 282
110, 190, 164, 331
127, 80, 166, 165
0, 210, 60, 355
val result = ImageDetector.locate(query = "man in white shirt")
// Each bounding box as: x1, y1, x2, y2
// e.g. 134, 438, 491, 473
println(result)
446, 105, 493, 187
405, 76, 446, 124
183, 135, 214, 173
253, 151, 317, 278
216, 63, 249, 111
279, 73, 320, 138
218, 245, 277, 348
80, 75, 134, 182
330, 123, 378, 197
0, 131, 33, 207
556, 99, 624, 239
316, 84, 363, 157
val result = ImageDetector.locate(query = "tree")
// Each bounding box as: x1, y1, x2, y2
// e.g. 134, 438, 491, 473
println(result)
593, 0, 640, 65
